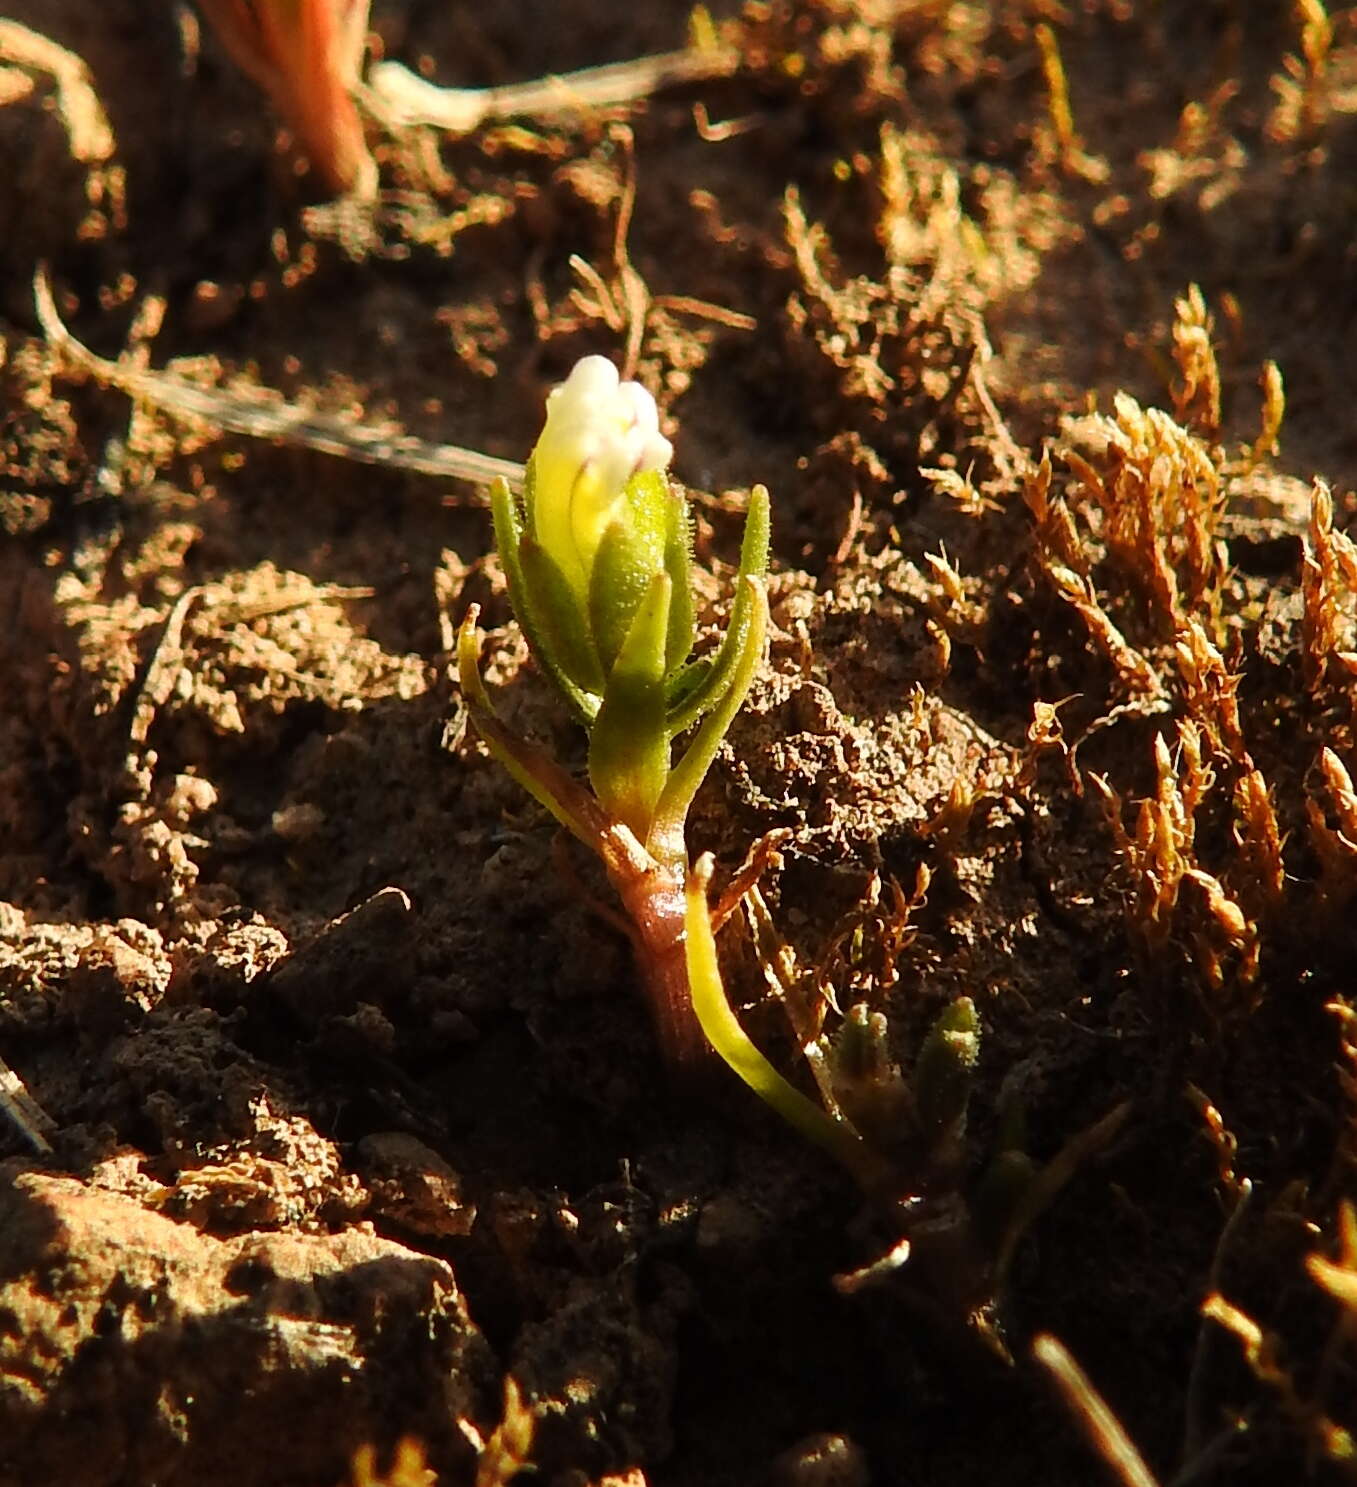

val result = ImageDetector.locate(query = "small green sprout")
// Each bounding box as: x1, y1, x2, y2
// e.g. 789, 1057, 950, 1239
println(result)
457, 360, 1126, 1325
458, 356, 770, 1069
685, 854, 894, 1191
685, 858, 1130, 1334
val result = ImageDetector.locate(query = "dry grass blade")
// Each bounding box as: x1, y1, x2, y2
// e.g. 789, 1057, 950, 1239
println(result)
1249, 361, 1285, 468
1033, 23, 1109, 183
1173, 620, 1246, 764
0, 19, 124, 238
0, 19, 113, 161
1045, 563, 1160, 695
348, 1437, 435, 1487
1034, 1333, 1162, 1487
1092, 714, 1266, 995
1171, 285, 1221, 439
1203, 1293, 1356, 1462
366, 46, 739, 133
1307, 1203, 1357, 1311
1232, 770, 1285, 913
1180, 1113, 1252, 1471
472, 1376, 535, 1487
742, 882, 840, 1114
33, 267, 522, 495
1310, 749, 1357, 912
0, 1052, 56, 1155
1301, 480, 1357, 689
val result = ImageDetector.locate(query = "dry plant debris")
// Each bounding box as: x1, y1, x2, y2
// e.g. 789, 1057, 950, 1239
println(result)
3, 1, 1357, 1484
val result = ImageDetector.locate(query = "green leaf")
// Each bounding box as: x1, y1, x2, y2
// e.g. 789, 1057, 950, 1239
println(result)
456, 606, 608, 848
491, 470, 527, 545
912, 996, 980, 1141
739, 482, 772, 581
492, 476, 602, 720
588, 572, 673, 838
587, 468, 673, 674
665, 484, 771, 736
650, 573, 768, 863
665, 657, 712, 710
663, 484, 696, 675
972, 1149, 1039, 1252
518, 533, 607, 702
828, 1003, 911, 1149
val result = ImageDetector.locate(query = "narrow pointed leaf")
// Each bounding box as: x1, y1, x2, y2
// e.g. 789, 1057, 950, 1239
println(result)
993, 1102, 1131, 1288
651, 575, 767, 861
588, 469, 670, 673
739, 483, 772, 580
665, 484, 771, 736
197, 0, 376, 197
663, 486, 696, 674
490, 470, 526, 549
518, 534, 607, 702
491, 475, 601, 718
913, 996, 980, 1141
588, 573, 673, 839
456, 607, 609, 847
665, 657, 713, 710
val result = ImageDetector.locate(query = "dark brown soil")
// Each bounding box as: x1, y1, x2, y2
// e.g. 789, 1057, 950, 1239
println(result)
3, 3, 1357, 1484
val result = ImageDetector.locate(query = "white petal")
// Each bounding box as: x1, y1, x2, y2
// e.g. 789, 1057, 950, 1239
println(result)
637, 429, 673, 474
548, 355, 619, 417
617, 380, 657, 436
528, 356, 674, 598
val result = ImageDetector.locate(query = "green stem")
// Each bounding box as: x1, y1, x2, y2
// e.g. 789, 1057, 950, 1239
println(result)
684, 855, 891, 1191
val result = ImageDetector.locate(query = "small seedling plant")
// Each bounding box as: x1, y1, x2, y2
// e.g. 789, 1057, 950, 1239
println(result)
457, 356, 769, 1070
460, 358, 1124, 1332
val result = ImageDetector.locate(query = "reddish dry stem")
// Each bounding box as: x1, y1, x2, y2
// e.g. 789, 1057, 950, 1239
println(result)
198, 0, 375, 196
608, 855, 707, 1075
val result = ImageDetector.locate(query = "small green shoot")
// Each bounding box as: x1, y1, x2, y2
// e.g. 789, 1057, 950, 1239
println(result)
681, 855, 1129, 1335
458, 356, 770, 1069
685, 854, 891, 1191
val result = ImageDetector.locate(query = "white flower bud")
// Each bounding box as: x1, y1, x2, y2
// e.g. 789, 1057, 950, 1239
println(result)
529, 356, 673, 599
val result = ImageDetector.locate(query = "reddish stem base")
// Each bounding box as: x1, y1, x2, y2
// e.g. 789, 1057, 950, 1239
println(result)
609, 854, 707, 1076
